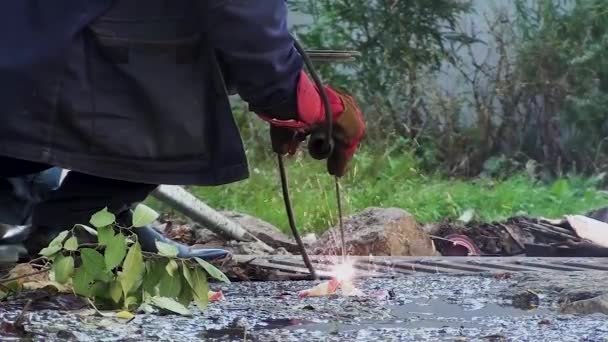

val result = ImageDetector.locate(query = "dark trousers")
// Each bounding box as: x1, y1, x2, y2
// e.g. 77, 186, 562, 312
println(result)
0, 156, 157, 230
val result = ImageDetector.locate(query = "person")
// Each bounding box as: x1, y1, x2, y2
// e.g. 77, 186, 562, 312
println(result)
0, 1, 365, 260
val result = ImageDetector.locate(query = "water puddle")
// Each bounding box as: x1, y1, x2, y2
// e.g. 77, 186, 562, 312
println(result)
202, 298, 550, 338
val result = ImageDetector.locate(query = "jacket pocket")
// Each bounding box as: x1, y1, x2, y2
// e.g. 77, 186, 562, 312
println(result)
81, 0, 213, 161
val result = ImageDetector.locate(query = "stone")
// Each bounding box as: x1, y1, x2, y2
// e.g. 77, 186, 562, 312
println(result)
221, 211, 299, 253
312, 207, 438, 256
561, 294, 608, 315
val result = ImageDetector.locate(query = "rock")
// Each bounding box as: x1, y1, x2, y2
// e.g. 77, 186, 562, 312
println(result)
221, 211, 299, 253
313, 208, 438, 256
561, 294, 608, 315
302, 233, 317, 246
193, 226, 222, 245
511, 291, 540, 310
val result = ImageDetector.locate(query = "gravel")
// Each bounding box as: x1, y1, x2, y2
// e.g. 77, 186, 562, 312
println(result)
2, 272, 608, 341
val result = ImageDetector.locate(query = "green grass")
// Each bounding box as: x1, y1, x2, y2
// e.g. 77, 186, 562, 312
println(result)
150, 149, 608, 235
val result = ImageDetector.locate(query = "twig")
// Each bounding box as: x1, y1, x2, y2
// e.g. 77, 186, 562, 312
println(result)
535, 222, 577, 236
14, 299, 32, 328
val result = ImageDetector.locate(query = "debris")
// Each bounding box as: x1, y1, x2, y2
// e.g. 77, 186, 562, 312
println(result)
512, 290, 540, 310
494, 272, 512, 280
560, 294, 608, 315
221, 211, 300, 253
302, 233, 317, 246
116, 311, 135, 320
567, 215, 608, 248
298, 279, 340, 298
208, 290, 225, 302
314, 208, 438, 256
441, 234, 481, 256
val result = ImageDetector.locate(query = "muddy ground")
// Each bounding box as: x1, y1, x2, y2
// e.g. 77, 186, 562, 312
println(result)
1, 272, 608, 341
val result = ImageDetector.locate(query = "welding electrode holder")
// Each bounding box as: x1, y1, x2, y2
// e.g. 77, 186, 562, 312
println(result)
308, 128, 334, 160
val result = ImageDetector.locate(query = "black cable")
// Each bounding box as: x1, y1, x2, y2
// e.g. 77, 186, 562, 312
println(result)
273, 37, 337, 280
293, 38, 334, 159
277, 154, 317, 280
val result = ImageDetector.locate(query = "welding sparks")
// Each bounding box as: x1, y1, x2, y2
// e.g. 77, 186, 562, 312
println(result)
330, 260, 356, 283
298, 258, 365, 298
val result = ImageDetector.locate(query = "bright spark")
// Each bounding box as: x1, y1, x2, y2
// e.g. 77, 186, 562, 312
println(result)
330, 259, 356, 283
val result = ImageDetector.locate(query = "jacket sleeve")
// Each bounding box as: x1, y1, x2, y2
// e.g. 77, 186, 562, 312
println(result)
205, 0, 303, 119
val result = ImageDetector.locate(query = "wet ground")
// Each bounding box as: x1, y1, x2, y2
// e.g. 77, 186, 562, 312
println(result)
2, 272, 608, 341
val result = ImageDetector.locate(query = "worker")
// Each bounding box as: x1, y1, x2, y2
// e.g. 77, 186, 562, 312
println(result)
0, 1, 365, 260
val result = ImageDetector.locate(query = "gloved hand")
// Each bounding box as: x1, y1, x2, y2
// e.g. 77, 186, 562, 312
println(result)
262, 71, 365, 177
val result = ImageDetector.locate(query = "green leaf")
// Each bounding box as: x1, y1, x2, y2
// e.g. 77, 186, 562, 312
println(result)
155, 241, 179, 258
165, 260, 178, 277
143, 260, 166, 295
90, 207, 116, 229
110, 281, 123, 304
97, 226, 115, 246
151, 296, 191, 316
191, 267, 209, 309
120, 242, 144, 296
182, 264, 194, 288
39, 245, 62, 257
104, 234, 127, 271
195, 257, 230, 284
124, 296, 139, 310
132, 204, 159, 228
73, 268, 94, 297
64, 236, 79, 251
177, 281, 194, 307
52, 255, 74, 284
80, 248, 110, 282
49, 230, 70, 247
158, 271, 182, 299
91, 281, 110, 299
75, 224, 98, 236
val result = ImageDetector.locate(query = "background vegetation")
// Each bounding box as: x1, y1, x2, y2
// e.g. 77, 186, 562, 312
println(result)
157, 0, 608, 234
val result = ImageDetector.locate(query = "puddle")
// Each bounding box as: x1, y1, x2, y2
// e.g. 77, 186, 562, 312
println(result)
393, 298, 549, 321
202, 298, 551, 338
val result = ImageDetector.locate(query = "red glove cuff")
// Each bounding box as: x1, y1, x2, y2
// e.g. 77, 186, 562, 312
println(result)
258, 71, 345, 130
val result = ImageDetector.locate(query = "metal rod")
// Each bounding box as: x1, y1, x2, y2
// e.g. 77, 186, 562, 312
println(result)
335, 178, 346, 263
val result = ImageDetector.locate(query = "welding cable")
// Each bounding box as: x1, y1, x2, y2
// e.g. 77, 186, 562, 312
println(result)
275, 37, 336, 280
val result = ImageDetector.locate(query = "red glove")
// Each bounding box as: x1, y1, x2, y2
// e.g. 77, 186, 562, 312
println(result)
260, 71, 365, 177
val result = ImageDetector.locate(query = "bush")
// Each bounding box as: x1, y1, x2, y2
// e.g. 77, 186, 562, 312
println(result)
288, 0, 608, 178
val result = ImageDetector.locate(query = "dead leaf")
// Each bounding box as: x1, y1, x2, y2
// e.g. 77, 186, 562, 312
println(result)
208, 290, 225, 302
116, 311, 135, 320
7, 264, 48, 285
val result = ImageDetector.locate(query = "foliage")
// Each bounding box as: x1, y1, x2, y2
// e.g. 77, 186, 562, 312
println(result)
512, 0, 608, 174
283, 0, 608, 177
146, 148, 608, 235
289, 0, 473, 141
35, 204, 229, 316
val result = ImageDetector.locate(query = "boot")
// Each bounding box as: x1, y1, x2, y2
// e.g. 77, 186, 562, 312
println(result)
134, 224, 230, 260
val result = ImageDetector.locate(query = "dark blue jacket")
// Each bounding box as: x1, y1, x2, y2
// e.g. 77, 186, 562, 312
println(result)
0, 0, 303, 186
